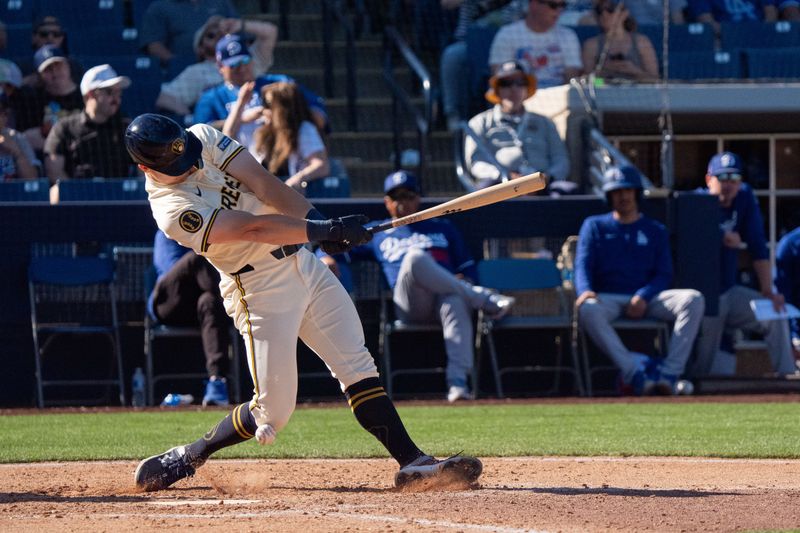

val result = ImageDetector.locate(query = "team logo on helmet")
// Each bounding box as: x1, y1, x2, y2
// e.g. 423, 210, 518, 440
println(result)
171, 138, 185, 155
179, 210, 203, 233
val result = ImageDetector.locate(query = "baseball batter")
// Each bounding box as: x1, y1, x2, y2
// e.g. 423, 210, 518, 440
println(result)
127, 113, 482, 491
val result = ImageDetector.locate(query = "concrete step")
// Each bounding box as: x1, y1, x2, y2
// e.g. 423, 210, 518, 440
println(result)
342, 160, 462, 197
272, 40, 383, 71
282, 67, 410, 100
326, 96, 430, 133
328, 131, 456, 162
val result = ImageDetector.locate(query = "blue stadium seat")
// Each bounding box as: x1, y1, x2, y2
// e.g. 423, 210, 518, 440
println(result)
57, 178, 147, 202
569, 25, 600, 46
131, 0, 158, 30
465, 24, 499, 109
36, 0, 126, 30
0, 179, 50, 202
669, 23, 715, 53
667, 50, 742, 80
69, 27, 140, 57
637, 24, 664, 61
720, 21, 800, 50
75, 54, 162, 116
0, 0, 34, 25
5, 23, 32, 58
744, 47, 800, 79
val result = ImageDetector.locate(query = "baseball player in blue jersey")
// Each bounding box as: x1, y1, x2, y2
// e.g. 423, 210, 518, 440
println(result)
692, 152, 796, 377
318, 170, 515, 402
126, 114, 482, 491
575, 166, 705, 395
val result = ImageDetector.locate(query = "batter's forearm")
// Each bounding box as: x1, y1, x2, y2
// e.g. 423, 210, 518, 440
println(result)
208, 210, 308, 246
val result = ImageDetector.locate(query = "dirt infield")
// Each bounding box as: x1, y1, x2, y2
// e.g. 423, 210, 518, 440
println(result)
1, 456, 799, 532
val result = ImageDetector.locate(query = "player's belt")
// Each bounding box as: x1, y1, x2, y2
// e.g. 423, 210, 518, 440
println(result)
270, 244, 301, 260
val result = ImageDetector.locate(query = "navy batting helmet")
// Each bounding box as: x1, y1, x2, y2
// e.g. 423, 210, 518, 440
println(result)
125, 113, 202, 176
602, 165, 643, 204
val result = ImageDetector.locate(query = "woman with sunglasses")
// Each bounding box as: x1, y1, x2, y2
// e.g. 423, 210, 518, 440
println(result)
224, 81, 330, 194
465, 60, 569, 190
580, 0, 658, 81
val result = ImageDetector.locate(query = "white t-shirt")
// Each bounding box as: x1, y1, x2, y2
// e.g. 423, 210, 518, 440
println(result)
488, 21, 582, 88
251, 120, 325, 176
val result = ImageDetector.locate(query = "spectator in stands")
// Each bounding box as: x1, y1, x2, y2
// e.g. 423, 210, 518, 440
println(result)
19, 16, 82, 88
0, 20, 6, 56
43, 64, 134, 182
150, 230, 233, 406
440, 0, 528, 131
155, 15, 278, 125
775, 225, 800, 368
139, 0, 238, 67
692, 152, 796, 377
194, 34, 327, 150
0, 59, 23, 127
0, 94, 38, 180
13, 45, 83, 153
465, 60, 569, 189
575, 165, 705, 395
578, 0, 686, 25
688, 0, 777, 35
488, 0, 583, 87
581, 0, 659, 81
317, 170, 516, 403
224, 81, 330, 194
781, 0, 800, 19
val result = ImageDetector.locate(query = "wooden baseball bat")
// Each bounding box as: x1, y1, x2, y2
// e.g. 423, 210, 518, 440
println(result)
369, 172, 546, 234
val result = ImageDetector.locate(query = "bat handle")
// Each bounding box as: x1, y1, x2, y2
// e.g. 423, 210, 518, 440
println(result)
368, 221, 394, 234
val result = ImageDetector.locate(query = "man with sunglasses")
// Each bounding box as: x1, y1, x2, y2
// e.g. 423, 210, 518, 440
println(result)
155, 15, 277, 124
692, 152, 797, 378
317, 170, 516, 402
18, 16, 83, 89
43, 64, 135, 184
488, 0, 582, 88
194, 34, 327, 149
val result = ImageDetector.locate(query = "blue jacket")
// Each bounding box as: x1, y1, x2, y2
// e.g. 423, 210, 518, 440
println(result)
317, 219, 477, 288
574, 212, 672, 301
698, 183, 769, 293
775, 226, 800, 341
148, 230, 191, 318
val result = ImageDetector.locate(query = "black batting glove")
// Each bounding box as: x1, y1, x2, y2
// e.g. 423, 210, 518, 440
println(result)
319, 240, 354, 255
306, 214, 373, 246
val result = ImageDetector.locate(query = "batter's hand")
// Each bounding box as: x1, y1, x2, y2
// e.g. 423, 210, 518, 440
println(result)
306, 214, 373, 246
320, 240, 354, 255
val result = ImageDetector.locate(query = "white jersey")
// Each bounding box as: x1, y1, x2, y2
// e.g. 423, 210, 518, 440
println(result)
146, 123, 295, 317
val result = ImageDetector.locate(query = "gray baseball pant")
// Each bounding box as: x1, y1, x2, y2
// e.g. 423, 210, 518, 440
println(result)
692, 285, 795, 377
578, 289, 705, 382
393, 248, 491, 388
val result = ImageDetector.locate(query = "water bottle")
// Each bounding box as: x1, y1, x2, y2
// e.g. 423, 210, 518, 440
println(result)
161, 393, 194, 407
131, 367, 146, 407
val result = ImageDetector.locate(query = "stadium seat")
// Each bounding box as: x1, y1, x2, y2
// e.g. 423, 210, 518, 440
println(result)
744, 47, 800, 80
720, 21, 800, 50
477, 258, 585, 397
304, 158, 351, 198
5, 23, 32, 58
0, 179, 50, 202
669, 23, 715, 53
69, 27, 140, 58
667, 50, 742, 81
75, 54, 162, 117
28, 255, 125, 407
36, 0, 126, 30
56, 178, 148, 202
465, 24, 499, 113
569, 24, 600, 46
0, 0, 34, 25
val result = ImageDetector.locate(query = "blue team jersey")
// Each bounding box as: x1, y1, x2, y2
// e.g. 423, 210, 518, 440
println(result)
574, 212, 673, 301
327, 219, 477, 288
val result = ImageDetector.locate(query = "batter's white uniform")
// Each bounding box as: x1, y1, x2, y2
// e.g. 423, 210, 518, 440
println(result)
146, 123, 378, 429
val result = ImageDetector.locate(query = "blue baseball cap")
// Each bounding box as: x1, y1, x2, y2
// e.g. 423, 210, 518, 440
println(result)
602, 165, 643, 193
707, 151, 743, 177
215, 34, 251, 67
384, 170, 420, 195
34, 44, 67, 73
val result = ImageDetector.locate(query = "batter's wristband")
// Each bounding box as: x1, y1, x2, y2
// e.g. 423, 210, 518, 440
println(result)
305, 208, 325, 221
306, 219, 340, 242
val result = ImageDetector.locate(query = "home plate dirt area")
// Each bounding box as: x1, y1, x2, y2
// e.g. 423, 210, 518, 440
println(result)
1, 456, 799, 532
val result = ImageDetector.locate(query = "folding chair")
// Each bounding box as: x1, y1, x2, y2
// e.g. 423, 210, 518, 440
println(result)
144, 265, 242, 406
28, 255, 125, 407
477, 258, 585, 398
579, 317, 670, 397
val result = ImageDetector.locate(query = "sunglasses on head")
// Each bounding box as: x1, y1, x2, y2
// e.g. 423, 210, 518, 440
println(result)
37, 29, 63, 38
537, 0, 568, 9
497, 77, 529, 88
715, 172, 742, 182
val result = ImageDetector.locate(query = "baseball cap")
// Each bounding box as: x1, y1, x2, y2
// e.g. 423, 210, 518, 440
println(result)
80, 64, 131, 96
707, 151, 743, 178
216, 34, 251, 67
0, 59, 22, 88
384, 170, 420, 195
34, 44, 67, 73
486, 60, 537, 104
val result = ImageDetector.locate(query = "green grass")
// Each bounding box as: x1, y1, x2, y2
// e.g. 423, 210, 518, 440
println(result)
1, 402, 799, 463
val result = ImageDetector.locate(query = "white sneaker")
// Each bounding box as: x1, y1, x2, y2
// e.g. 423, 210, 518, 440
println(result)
485, 293, 516, 320
395, 454, 483, 487
447, 385, 473, 403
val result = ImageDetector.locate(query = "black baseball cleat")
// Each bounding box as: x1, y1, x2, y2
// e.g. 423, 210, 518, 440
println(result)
134, 445, 205, 491
395, 454, 483, 488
